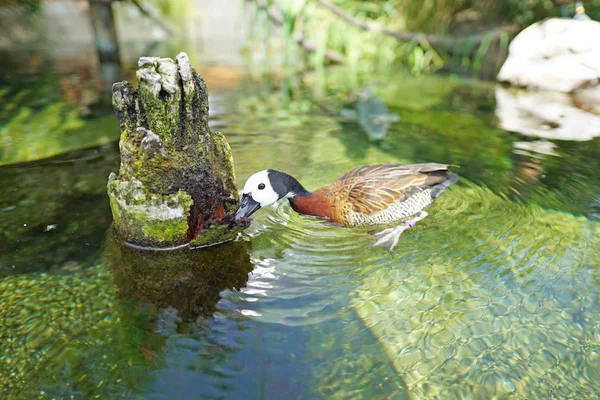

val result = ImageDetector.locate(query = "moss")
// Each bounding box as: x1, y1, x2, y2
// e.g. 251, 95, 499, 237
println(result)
108, 180, 193, 246
136, 78, 181, 148
188, 223, 246, 248
209, 131, 239, 213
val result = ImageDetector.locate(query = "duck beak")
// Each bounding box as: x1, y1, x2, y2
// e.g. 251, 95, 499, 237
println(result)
234, 193, 261, 219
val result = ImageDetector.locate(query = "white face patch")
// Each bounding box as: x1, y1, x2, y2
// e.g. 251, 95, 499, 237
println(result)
242, 170, 280, 207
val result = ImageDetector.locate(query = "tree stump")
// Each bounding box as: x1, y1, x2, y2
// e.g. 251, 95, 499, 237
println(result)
107, 52, 248, 248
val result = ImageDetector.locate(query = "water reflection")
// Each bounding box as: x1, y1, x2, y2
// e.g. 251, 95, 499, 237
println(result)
495, 86, 600, 141
339, 85, 400, 140
106, 229, 253, 321
0, 144, 119, 277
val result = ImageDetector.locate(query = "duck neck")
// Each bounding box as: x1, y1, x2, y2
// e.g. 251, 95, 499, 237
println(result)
267, 170, 330, 218
288, 190, 330, 218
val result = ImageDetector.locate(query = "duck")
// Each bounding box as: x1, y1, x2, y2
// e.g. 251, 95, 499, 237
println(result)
234, 163, 458, 253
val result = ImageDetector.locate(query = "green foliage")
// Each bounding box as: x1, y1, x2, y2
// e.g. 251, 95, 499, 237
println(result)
1, 0, 41, 10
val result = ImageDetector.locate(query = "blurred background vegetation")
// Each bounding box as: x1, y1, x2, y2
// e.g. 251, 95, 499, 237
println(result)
3, 0, 600, 78
243, 0, 600, 76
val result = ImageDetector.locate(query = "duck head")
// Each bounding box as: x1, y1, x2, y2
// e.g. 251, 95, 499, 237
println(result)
234, 170, 309, 219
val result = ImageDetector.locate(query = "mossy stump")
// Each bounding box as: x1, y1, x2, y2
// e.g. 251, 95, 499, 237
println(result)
107, 52, 248, 248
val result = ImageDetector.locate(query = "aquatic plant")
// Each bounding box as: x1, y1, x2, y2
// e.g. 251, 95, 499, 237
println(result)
0, 264, 150, 399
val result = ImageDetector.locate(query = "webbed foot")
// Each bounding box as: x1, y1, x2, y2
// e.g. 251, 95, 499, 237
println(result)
370, 211, 428, 254
371, 225, 409, 255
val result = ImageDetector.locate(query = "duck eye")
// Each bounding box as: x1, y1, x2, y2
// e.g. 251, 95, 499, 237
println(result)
258, 183, 265, 190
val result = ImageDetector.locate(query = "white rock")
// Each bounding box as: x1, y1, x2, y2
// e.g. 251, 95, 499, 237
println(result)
497, 18, 600, 92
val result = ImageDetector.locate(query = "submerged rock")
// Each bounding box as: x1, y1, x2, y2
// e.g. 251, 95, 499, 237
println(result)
108, 52, 248, 247
497, 18, 600, 92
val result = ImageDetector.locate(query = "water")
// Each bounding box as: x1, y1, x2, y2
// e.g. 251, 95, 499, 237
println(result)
1, 66, 599, 399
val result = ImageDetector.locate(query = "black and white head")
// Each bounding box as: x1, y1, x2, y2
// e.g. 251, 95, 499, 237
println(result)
234, 170, 308, 219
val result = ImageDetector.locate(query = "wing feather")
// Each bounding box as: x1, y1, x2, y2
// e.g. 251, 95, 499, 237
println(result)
340, 164, 453, 215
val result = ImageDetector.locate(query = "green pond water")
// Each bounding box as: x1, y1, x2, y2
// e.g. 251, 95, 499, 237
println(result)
1, 67, 599, 399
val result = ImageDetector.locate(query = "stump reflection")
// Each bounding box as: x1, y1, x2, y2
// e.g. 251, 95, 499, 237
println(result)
106, 228, 252, 321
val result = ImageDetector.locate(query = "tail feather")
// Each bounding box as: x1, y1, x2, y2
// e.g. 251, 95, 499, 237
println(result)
431, 172, 458, 200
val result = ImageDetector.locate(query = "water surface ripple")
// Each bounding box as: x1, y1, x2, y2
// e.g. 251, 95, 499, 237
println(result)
2, 71, 600, 399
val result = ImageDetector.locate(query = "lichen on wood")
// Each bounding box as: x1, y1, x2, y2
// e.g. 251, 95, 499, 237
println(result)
107, 52, 247, 247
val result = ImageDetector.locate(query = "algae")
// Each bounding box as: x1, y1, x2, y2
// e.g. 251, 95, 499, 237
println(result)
0, 231, 252, 398
350, 183, 600, 398
0, 264, 154, 399
0, 100, 117, 166
0, 77, 116, 166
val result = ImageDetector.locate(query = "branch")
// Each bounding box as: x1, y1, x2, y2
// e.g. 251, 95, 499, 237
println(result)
249, 0, 346, 63
129, 0, 174, 37
317, 0, 519, 53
